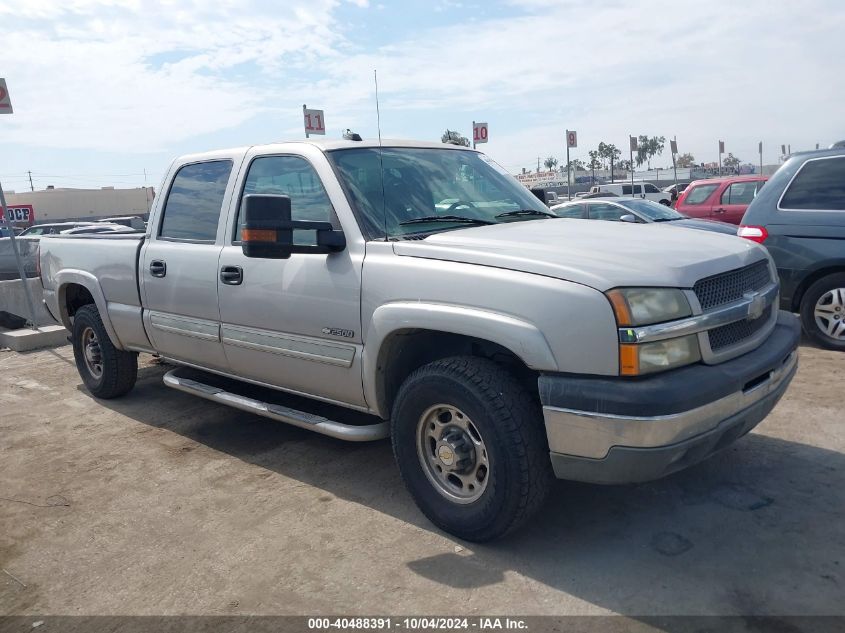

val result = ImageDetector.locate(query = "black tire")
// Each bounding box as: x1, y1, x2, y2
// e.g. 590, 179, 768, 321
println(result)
391, 356, 552, 542
72, 304, 138, 398
659, 199, 671, 206
800, 273, 845, 351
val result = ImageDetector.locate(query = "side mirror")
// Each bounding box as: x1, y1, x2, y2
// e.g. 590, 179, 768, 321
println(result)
620, 214, 638, 223
241, 194, 346, 260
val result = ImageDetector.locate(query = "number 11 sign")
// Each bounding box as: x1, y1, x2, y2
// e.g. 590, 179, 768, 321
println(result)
303, 105, 326, 137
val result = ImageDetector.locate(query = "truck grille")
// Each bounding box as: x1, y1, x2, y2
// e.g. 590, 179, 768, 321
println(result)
694, 260, 771, 311
708, 305, 772, 351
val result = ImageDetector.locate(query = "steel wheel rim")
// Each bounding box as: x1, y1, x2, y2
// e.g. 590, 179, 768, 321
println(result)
416, 404, 490, 505
81, 326, 103, 378
814, 287, 845, 341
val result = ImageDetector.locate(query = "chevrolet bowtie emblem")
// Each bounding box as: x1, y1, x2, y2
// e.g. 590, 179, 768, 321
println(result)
745, 291, 766, 320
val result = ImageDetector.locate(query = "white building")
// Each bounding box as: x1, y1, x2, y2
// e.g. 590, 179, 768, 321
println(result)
3, 186, 154, 224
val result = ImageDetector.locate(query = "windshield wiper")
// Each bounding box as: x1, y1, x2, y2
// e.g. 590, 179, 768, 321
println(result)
652, 217, 683, 222
495, 209, 556, 219
399, 215, 495, 226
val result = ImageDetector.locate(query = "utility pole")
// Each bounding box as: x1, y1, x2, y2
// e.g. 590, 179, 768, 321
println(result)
27, 170, 34, 192
537, 156, 540, 173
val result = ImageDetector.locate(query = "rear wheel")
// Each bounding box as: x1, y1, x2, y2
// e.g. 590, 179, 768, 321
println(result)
72, 304, 138, 398
391, 356, 552, 542
659, 199, 671, 206
800, 273, 845, 351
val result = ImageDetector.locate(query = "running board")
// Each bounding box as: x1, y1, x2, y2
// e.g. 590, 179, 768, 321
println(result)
163, 369, 389, 442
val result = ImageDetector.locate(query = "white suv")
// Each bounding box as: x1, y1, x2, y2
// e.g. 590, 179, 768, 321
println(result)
589, 182, 671, 205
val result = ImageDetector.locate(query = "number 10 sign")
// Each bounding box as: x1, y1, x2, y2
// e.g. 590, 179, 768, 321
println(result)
303, 105, 326, 136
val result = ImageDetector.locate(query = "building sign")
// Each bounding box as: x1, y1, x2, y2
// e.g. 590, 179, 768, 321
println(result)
3, 204, 35, 227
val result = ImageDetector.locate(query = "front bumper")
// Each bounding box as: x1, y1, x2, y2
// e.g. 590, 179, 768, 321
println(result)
540, 311, 800, 484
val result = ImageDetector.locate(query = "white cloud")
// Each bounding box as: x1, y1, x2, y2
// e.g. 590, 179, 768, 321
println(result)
0, 0, 353, 151
0, 0, 843, 170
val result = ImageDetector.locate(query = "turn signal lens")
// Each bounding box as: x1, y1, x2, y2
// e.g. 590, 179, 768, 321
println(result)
241, 228, 277, 242
619, 344, 640, 376
738, 225, 768, 243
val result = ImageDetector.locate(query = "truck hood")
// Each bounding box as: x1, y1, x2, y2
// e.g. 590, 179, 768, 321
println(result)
393, 219, 767, 291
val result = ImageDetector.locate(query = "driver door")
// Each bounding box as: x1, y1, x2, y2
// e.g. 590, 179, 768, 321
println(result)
216, 152, 366, 408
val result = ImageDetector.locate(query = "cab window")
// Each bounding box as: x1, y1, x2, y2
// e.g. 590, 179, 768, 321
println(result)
720, 181, 759, 205
588, 203, 628, 221
159, 160, 233, 242
554, 204, 585, 218
235, 155, 335, 242
684, 183, 718, 205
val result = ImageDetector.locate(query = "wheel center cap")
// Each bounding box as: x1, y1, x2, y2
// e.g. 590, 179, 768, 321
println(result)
437, 444, 455, 466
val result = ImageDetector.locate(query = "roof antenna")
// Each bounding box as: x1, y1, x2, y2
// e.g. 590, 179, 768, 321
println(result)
374, 69, 383, 146
374, 69, 387, 240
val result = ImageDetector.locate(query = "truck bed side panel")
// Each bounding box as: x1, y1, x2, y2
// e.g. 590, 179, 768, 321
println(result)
41, 234, 152, 351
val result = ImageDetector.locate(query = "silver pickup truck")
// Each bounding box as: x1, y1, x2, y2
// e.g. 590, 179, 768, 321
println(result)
40, 139, 800, 541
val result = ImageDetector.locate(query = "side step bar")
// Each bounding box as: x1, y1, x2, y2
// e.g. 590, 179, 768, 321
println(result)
163, 369, 390, 442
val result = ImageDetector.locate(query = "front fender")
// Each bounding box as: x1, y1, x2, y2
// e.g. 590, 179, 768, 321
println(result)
362, 301, 558, 416
54, 270, 125, 350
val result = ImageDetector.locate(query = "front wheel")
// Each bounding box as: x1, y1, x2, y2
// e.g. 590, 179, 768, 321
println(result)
391, 357, 552, 542
800, 273, 845, 351
72, 304, 138, 398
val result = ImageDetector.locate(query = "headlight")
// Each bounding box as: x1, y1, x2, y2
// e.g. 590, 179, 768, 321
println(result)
619, 334, 701, 376
606, 287, 692, 326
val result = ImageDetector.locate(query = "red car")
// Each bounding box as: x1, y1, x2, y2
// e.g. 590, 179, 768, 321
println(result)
675, 176, 767, 225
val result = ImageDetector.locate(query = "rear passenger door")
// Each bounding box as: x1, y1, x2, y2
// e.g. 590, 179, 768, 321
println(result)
140, 158, 239, 370
715, 180, 763, 224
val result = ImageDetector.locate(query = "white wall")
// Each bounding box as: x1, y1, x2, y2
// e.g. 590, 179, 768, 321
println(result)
3, 187, 154, 223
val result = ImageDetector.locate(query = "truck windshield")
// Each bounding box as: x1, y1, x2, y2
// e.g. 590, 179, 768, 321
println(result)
327, 147, 551, 239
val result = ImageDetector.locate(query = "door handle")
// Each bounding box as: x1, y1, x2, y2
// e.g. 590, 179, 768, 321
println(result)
714, 208, 726, 214
220, 266, 243, 285
149, 260, 167, 277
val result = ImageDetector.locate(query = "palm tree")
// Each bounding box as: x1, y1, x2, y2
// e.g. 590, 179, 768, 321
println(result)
543, 156, 558, 172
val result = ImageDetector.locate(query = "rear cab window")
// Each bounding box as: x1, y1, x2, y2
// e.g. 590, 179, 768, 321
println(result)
159, 160, 233, 242
779, 156, 845, 210
683, 183, 719, 205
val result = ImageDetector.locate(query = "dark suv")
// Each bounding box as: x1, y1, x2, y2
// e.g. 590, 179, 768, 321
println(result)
739, 148, 845, 350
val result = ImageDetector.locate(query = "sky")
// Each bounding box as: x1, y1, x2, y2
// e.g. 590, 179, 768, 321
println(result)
1, 0, 843, 193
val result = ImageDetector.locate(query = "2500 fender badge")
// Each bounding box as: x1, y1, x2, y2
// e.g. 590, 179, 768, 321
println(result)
322, 327, 355, 338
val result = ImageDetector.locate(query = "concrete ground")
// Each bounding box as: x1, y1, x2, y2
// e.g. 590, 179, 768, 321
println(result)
0, 344, 843, 617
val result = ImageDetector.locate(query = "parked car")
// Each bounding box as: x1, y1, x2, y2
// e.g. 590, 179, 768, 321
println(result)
98, 216, 146, 230
588, 182, 671, 205
675, 176, 767, 225
739, 147, 845, 350
62, 223, 137, 235
662, 182, 690, 204
19, 222, 98, 236
0, 235, 39, 280
40, 139, 799, 541
551, 198, 738, 235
